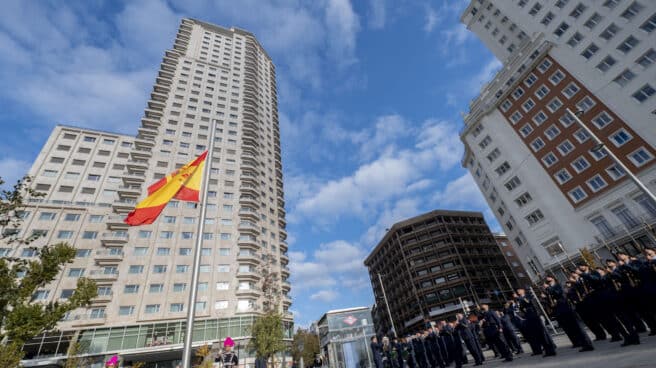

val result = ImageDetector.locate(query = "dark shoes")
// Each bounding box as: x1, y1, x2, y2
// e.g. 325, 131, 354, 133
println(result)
578, 346, 594, 352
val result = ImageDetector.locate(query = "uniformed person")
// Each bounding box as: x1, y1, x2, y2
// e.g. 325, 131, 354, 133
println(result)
455, 313, 483, 366
544, 275, 594, 352
569, 272, 607, 341
371, 336, 384, 368
595, 266, 641, 346
480, 304, 513, 362
515, 288, 557, 357
411, 333, 427, 368
498, 308, 524, 354
215, 337, 239, 367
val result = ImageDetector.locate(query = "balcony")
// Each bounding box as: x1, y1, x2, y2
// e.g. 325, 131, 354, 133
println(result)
100, 231, 128, 245
95, 249, 124, 262
237, 252, 261, 264
238, 221, 260, 235
239, 196, 259, 208
236, 288, 262, 297
280, 253, 289, 264
70, 312, 107, 327
280, 241, 288, 252
281, 281, 291, 291
131, 147, 152, 159
122, 171, 146, 184
238, 236, 259, 250
112, 198, 137, 212
106, 215, 128, 229
281, 266, 290, 277
126, 159, 149, 171
117, 185, 142, 197
91, 292, 114, 304
88, 269, 119, 282
240, 184, 259, 195
282, 296, 292, 306
236, 271, 260, 281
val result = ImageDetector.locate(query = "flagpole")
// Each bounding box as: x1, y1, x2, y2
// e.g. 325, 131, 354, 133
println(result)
182, 120, 217, 368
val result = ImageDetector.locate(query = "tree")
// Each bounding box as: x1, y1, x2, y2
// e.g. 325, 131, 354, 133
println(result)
0, 176, 98, 366
292, 329, 320, 367
249, 311, 286, 368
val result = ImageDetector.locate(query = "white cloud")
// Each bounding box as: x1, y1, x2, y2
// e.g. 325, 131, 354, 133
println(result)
424, 6, 439, 33
310, 289, 339, 302
0, 158, 32, 189
368, 0, 387, 29
469, 57, 503, 94
406, 179, 433, 192
325, 0, 361, 68
361, 197, 422, 248
432, 172, 488, 209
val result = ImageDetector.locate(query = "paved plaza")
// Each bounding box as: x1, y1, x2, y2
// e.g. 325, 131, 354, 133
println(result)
477, 333, 656, 368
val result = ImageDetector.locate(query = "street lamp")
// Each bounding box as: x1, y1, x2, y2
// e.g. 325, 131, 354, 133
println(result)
377, 273, 398, 338
568, 108, 656, 206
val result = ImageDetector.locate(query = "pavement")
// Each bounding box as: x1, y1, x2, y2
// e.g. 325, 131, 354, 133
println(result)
473, 332, 656, 368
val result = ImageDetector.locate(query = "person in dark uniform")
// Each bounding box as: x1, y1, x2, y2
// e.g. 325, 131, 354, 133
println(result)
639, 248, 656, 335
595, 266, 641, 346
371, 336, 384, 368
468, 312, 486, 362
455, 313, 483, 366
544, 275, 594, 352
404, 336, 416, 368
480, 304, 513, 362
445, 318, 465, 368
411, 333, 427, 368
392, 337, 404, 368
437, 320, 455, 366
614, 252, 656, 334
498, 308, 524, 354
576, 264, 625, 343
515, 288, 557, 357
569, 272, 607, 341
425, 328, 445, 368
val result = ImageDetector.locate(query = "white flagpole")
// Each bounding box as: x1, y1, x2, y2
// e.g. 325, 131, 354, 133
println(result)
182, 119, 217, 368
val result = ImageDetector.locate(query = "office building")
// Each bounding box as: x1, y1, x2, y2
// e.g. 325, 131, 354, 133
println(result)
1, 18, 291, 366
364, 210, 517, 335
494, 233, 532, 287
460, 0, 656, 281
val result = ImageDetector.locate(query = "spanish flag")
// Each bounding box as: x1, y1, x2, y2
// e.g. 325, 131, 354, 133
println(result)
124, 151, 208, 226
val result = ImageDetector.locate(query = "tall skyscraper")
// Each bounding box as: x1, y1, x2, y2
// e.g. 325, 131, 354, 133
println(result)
459, 1, 656, 281
364, 210, 518, 335
3, 18, 291, 366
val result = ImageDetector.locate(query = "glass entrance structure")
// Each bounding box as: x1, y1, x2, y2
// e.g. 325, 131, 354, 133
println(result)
317, 307, 375, 368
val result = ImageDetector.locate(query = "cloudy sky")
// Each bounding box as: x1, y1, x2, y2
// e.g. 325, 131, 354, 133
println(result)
0, 0, 502, 327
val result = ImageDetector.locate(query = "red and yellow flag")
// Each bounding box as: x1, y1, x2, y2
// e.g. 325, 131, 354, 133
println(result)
124, 151, 207, 226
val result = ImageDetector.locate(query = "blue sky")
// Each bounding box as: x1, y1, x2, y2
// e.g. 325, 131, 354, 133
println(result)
0, 0, 502, 327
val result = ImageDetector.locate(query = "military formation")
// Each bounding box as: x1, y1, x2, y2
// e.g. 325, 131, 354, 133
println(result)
369, 247, 656, 367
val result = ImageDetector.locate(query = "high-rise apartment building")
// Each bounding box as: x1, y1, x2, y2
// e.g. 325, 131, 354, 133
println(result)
2, 18, 291, 366
494, 233, 532, 287
459, 0, 656, 281
364, 210, 518, 335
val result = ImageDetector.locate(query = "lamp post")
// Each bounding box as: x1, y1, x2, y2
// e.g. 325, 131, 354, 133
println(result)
567, 108, 656, 206
377, 273, 398, 338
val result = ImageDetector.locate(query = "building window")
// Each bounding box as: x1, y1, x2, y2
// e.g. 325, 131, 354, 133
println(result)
567, 186, 588, 203
558, 140, 574, 156
620, 1, 644, 20
153, 265, 167, 274
541, 12, 555, 26
524, 73, 538, 87
612, 205, 640, 228
519, 123, 534, 137
555, 169, 572, 184
576, 96, 596, 113
591, 111, 613, 129
525, 210, 545, 225
529, 3, 542, 16
145, 304, 160, 314
569, 3, 587, 18
558, 111, 576, 127
600, 23, 621, 41
514, 192, 533, 207
610, 129, 633, 146
549, 70, 565, 85
532, 111, 548, 125
571, 156, 591, 173
510, 111, 523, 124
479, 135, 492, 149
535, 85, 550, 99
637, 49, 656, 68
587, 175, 608, 192
495, 162, 511, 176
554, 22, 570, 37
544, 125, 561, 140
635, 194, 656, 217
128, 265, 144, 274
149, 284, 164, 293
500, 99, 512, 112
537, 59, 552, 73
613, 69, 636, 86
547, 97, 563, 112
628, 147, 653, 166
640, 13, 656, 33
522, 98, 536, 112
606, 164, 627, 180
124, 285, 139, 294
531, 137, 546, 152
542, 152, 558, 167
617, 36, 640, 54
632, 84, 655, 102
596, 55, 616, 72
591, 215, 615, 238
590, 147, 608, 161
584, 13, 603, 29
504, 176, 522, 191
173, 283, 187, 292
581, 43, 599, 59
512, 87, 525, 100
574, 128, 591, 143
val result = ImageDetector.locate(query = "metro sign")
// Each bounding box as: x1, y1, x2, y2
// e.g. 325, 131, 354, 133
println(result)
343, 315, 358, 326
